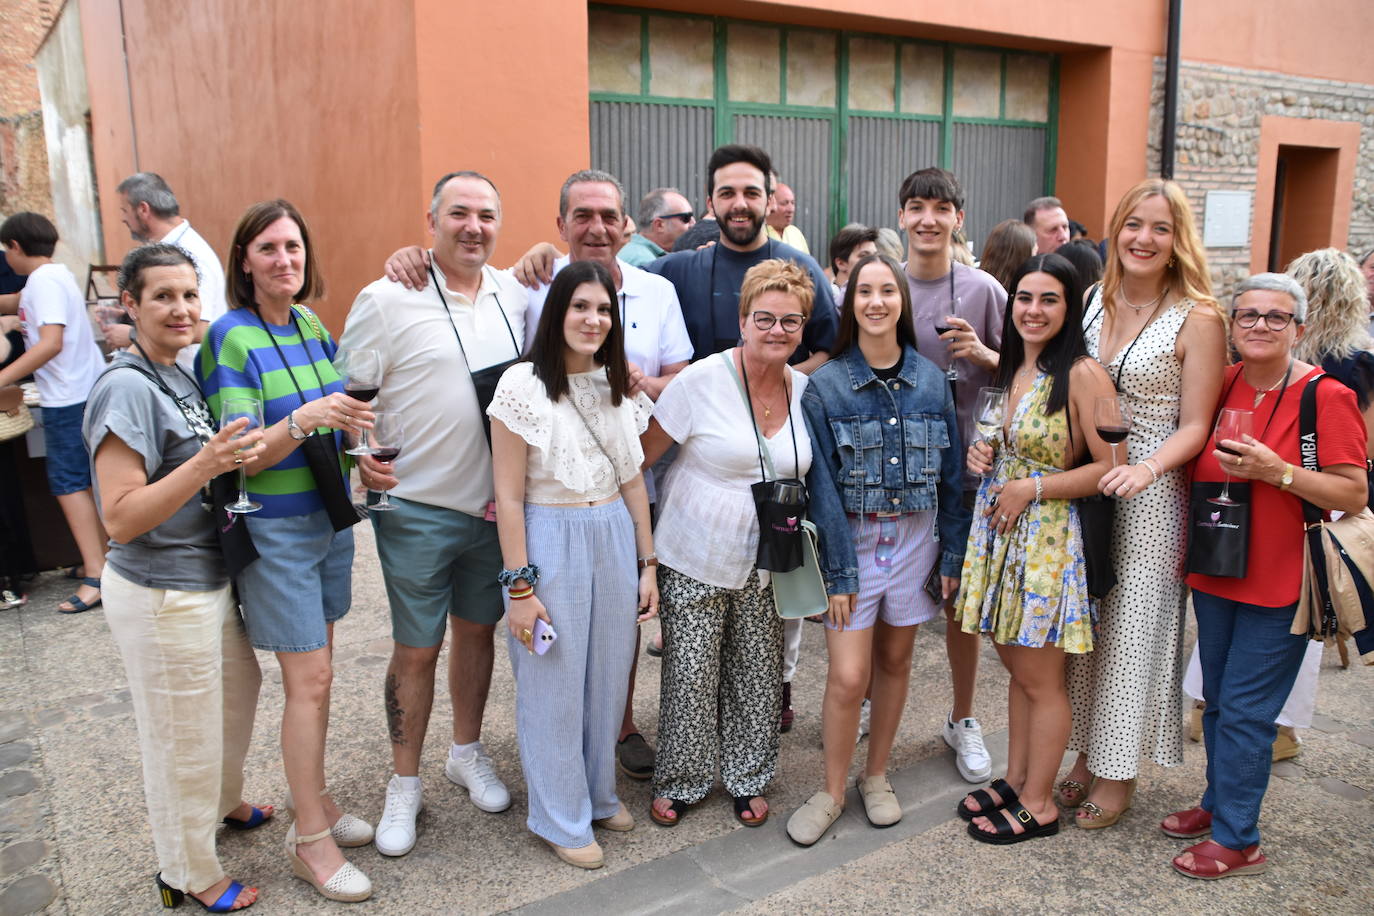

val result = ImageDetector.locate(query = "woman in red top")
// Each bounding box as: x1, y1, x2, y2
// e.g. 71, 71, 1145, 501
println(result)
1168, 273, 1366, 880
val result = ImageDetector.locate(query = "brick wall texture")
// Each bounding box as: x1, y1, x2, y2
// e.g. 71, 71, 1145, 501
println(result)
1146, 59, 1374, 300
0, 0, 57, 218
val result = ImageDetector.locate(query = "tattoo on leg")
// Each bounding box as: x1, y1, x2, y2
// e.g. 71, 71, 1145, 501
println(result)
385, 673, 405, 745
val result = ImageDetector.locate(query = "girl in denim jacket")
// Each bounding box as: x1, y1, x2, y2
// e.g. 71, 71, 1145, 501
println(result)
786, 254, 970, 845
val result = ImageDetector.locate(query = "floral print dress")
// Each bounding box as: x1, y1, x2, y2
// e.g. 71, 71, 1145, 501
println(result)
955, 371, 1094, 653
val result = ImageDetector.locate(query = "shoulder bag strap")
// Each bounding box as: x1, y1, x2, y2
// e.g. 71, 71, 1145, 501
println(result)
719, 351, 777, 480
1299, 374, 1338, 637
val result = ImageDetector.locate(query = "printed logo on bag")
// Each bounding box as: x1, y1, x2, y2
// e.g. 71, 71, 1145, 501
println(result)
772, 516, 800, 533
1197, 509, 1241, 530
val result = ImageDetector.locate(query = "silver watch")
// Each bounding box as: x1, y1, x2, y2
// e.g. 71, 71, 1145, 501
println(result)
286, 410, 309, 441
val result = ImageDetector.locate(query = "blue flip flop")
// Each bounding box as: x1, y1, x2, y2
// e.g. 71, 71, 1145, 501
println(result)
59, 577, 101, 614
222, 804, 273, 831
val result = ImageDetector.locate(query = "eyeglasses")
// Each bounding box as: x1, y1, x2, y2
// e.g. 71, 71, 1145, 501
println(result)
750, 311, 806, 333
658, 211, 695, 225
1232, 308, 1296, 331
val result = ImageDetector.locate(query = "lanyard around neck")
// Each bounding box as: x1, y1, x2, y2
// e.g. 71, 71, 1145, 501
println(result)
429, 264, 520, 365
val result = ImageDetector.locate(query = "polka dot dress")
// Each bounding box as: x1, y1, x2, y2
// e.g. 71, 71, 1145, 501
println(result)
1066, 293, 1191, 780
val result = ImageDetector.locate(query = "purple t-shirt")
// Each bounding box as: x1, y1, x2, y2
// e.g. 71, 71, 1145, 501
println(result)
902, 261, 1006, 490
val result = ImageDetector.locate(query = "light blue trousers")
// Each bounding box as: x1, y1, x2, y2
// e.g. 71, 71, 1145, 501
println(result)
508, 501, 638, 848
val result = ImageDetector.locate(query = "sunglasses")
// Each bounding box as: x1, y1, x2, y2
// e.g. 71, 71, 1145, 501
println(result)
658, 211, 695, 225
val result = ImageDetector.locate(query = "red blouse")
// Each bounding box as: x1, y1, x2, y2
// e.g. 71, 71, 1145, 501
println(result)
1187, 365, 1367, 607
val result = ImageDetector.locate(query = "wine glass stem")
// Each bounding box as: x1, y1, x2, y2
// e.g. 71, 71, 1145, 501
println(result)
237, 468, 248, 504
1219, 472, 1231, 502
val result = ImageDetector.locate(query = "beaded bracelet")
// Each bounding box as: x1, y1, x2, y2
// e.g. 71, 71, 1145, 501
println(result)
1143, 457, 1163, 484
1034, 476, 1044, 502
497, 564, 540, 588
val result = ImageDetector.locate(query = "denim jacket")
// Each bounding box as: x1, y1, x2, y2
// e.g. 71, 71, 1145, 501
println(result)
802, 345, 971, 595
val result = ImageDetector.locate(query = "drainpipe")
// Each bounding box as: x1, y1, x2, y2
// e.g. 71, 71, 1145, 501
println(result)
1161, 0, 1182, 179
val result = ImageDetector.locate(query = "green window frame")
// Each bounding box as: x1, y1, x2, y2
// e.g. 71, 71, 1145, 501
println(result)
588, 4, 1059, 241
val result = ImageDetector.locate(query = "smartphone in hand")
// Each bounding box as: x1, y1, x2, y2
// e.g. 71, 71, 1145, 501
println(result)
532, 618, 558, 656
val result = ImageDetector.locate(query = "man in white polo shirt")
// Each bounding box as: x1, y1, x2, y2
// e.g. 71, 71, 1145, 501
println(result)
110, 173, 227, 374
383, 168, 692, 783
341, 171, 527, 857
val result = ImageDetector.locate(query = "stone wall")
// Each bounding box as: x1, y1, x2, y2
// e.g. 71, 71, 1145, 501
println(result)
1146, 59, 1374, 299
0, 0, 57, 218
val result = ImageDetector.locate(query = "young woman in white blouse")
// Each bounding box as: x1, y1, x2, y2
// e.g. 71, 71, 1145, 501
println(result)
487, 259, 658, 871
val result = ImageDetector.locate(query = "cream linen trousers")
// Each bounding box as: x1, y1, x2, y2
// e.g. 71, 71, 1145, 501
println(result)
103, 566, 261, 894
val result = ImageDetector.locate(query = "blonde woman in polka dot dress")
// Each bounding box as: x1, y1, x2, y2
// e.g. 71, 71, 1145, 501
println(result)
1061, 180, 1226, 829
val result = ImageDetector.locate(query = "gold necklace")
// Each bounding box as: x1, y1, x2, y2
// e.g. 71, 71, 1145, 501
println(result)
1246, 363, 1291, 408
1120, 285, 1166, 312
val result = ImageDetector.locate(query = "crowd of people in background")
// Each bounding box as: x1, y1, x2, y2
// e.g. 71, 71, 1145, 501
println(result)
1, 144, 1371, 909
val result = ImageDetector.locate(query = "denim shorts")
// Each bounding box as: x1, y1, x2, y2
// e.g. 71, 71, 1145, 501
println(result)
371, 496, 504, 647
236, 509, 354, 652
42, 402, 92, 495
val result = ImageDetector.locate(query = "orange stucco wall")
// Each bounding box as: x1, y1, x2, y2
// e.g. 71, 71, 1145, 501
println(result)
79, 0, 1372, 331
82, 0, 424, 331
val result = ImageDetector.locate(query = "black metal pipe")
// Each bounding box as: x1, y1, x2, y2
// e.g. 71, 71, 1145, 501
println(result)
1161, 0, 1183, 179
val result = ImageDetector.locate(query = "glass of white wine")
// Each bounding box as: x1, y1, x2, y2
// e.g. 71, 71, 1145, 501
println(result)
973, 386, 1007, 477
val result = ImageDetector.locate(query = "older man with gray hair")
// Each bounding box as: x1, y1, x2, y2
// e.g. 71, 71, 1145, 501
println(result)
111, 172, 226, 373
621, 188, 696, 267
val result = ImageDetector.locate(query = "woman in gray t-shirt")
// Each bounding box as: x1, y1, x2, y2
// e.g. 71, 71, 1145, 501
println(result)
82, 244, 270, 912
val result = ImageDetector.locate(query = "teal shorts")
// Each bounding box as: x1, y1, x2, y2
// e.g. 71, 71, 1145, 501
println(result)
370, 496, 504, 647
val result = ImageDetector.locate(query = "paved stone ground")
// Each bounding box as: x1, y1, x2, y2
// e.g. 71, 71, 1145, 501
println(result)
1, 519, 1371, 915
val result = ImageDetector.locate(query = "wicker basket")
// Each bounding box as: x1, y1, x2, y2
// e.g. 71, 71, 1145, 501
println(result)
0, 404, 35, 442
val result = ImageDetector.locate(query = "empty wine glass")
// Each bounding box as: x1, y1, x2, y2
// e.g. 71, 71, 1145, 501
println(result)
336, 348, 381, 456
934, 297, 962, 382
221, 397, 263, 514
1209, 407, 1254, 507
973, 387, 1007, 477
1094, 395, 1134, 469
367, 412, 405, 512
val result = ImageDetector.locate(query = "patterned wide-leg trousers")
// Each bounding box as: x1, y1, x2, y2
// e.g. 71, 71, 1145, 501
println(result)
652, 565, 783, 802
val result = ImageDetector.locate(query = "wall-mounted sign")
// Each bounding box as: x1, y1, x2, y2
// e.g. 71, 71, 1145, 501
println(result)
1203, 190, 1252, 248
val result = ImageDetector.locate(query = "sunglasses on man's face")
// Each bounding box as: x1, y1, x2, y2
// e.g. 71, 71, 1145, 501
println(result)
658, 211, 695, 225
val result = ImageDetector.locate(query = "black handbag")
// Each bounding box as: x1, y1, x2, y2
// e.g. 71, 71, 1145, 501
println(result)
1063, 396, 1116, 599
429, 264, 522, 445
1185, 482, 1250, 578
254, 305, 362, 532
720, 352, 808, 573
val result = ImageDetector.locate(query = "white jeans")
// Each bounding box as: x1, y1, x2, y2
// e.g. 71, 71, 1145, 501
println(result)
103, 567, 261, 893
1183, 638, 1322, 728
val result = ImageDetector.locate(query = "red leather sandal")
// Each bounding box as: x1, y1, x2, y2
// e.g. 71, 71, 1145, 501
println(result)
1160, 806, 1212, 839
1172, 839, 1268, 880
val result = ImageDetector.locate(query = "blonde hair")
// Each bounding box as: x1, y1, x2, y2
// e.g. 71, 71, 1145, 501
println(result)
738, 258, 815, 319
1100, 179, 1221, 322
950, 227, 975, 267
1287, 247, 1371, 362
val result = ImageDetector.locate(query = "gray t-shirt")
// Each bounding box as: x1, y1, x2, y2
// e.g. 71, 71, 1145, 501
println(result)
83, 351, 227, 590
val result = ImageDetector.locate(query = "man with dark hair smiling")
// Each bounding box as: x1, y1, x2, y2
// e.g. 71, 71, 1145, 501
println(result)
647, 145, 836, 372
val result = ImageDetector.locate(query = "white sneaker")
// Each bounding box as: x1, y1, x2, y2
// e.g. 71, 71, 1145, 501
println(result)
943, 715, 992, 783
855, 699, 871, 745
375, 775, 423, 856
445, 745, 511, 813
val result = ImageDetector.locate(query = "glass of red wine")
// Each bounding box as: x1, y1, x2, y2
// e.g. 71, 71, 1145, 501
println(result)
1094, 395, 1133, 470
1209, 407, 1254, 507
935, 297, 962, 382
366, 411, 404, 512
336, 348, 381, 456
